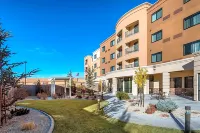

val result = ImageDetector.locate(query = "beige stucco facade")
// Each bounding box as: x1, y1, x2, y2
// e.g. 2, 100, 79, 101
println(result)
92, 48, 101, 80
84, 55, 93, 80
115, 2, 151, 69
84, 0, 200, 100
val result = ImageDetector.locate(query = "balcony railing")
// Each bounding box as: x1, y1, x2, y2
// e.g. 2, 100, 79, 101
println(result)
117, 37, 122, 44
125, 46, 138, 54
117, 52, 122, 58
125, 63, 139, 68
117, 66, 122, 70
125, 27, 139, 37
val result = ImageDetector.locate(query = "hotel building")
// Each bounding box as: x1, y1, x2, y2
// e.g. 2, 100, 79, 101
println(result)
84, 0, 200, 101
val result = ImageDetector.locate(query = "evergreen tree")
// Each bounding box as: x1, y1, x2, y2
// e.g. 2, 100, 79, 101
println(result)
0, 22, 39, 125
85, 67, 95, 89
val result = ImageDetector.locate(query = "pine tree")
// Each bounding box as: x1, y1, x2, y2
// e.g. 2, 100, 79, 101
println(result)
85, 67, 95, 90
0, 22, 39, 125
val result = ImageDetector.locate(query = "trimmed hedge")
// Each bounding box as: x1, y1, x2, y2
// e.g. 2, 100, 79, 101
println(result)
116, 92, 130, 100
156, 100, 178, 113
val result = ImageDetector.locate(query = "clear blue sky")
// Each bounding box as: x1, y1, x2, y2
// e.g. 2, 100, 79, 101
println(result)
0, 0, 156, 78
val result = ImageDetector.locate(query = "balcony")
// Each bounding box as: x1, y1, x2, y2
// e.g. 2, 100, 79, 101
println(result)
117, 37, 122, 44
117, 52, 122, 58
125, 63, 139, 68
125, 27, 139, 38
125, 46, 138, 54
117, 66, 122, 70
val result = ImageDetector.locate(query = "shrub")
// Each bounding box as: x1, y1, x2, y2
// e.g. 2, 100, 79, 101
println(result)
116, 92, 130, 100
156, 100, 178, 113
11, 108, 30, 116
21, 122, 35, 131
37, 92, 48, 100
52, 94, 58, 99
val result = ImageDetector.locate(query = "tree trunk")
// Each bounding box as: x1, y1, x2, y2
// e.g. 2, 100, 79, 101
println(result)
143, 90, 145, 107
0, 99, 1, 126
139, 89, 142, 107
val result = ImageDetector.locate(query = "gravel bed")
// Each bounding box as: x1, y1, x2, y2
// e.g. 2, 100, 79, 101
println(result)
0, 108, 51, 133
126, 101, 200, 118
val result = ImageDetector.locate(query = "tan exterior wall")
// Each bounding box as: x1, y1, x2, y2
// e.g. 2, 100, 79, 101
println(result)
116, 3, 151, 68
84, 55, 93, 79
20, 78, 50, 85
100, 34, 116, 76
147, 0, 200, 65
92, 48, 101, 78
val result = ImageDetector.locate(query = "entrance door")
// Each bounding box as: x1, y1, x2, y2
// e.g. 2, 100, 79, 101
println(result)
198, 74, 200, 101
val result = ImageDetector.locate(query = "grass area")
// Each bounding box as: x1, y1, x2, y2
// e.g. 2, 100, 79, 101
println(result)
16, 99, 193, 133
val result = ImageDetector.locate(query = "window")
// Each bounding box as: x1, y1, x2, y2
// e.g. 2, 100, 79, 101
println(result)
184, 76, 193, 88
152, 30, 162, 42
102, 69, 105, 74
133, 42, 139, 51
94, 63, 97, 68
102, 46, 105, 52
184, 12, 200, 29
149, 75, 154, 82
110, 53, 115, 60
170, 77, 182, 88
110, 66, 115, 72
152, 8, 162, 22
183, 40, 200, 55
110, 40, 115, 47
134, 58, 139, 67
183, 0, 190, 4
102, 57, 105, 63
94, 72, 97, 79
151, 52, 162, 63
134, 24, 139, 33
94, 54, 97, 59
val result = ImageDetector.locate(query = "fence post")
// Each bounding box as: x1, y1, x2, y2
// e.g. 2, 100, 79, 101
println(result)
185, 106, 191, 133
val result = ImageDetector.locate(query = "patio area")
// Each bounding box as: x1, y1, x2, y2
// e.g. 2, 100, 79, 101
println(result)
104, 93, 200, 130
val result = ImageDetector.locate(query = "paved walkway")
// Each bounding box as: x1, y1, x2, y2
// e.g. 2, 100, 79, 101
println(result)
104, 93, 200, 130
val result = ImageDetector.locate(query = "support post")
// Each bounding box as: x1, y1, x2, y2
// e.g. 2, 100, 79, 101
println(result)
69, 77, 71, 98
64, 80, 66, 98
185, 106, 191, 133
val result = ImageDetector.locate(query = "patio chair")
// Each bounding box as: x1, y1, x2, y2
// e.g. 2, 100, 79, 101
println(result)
150, 93, 159, 100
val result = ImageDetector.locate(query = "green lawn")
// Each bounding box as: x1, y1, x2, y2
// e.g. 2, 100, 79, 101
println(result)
16, 99, 190, 133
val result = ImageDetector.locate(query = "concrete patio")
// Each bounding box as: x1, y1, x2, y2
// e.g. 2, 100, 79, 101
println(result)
104, 93, 200, 130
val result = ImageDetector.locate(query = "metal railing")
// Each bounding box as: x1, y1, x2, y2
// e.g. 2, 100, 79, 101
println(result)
117, 66, 122, 70
117, 52, 122, 58
125, 63, 139, 68
117, 37, 122, 43
125, 27, 139, 37
125, 46, 139, 54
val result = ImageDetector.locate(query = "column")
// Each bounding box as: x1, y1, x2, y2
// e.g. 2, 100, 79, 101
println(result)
123, 77, 125, 92
193, 73, 198, 101
144, 79, 149, 95
132, 79, 137, 96
64, 80, 66, 98
112, 78, 117, 95
162, 72, 170, 95
51, 78, 55, 96
194, 52, 200, 101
